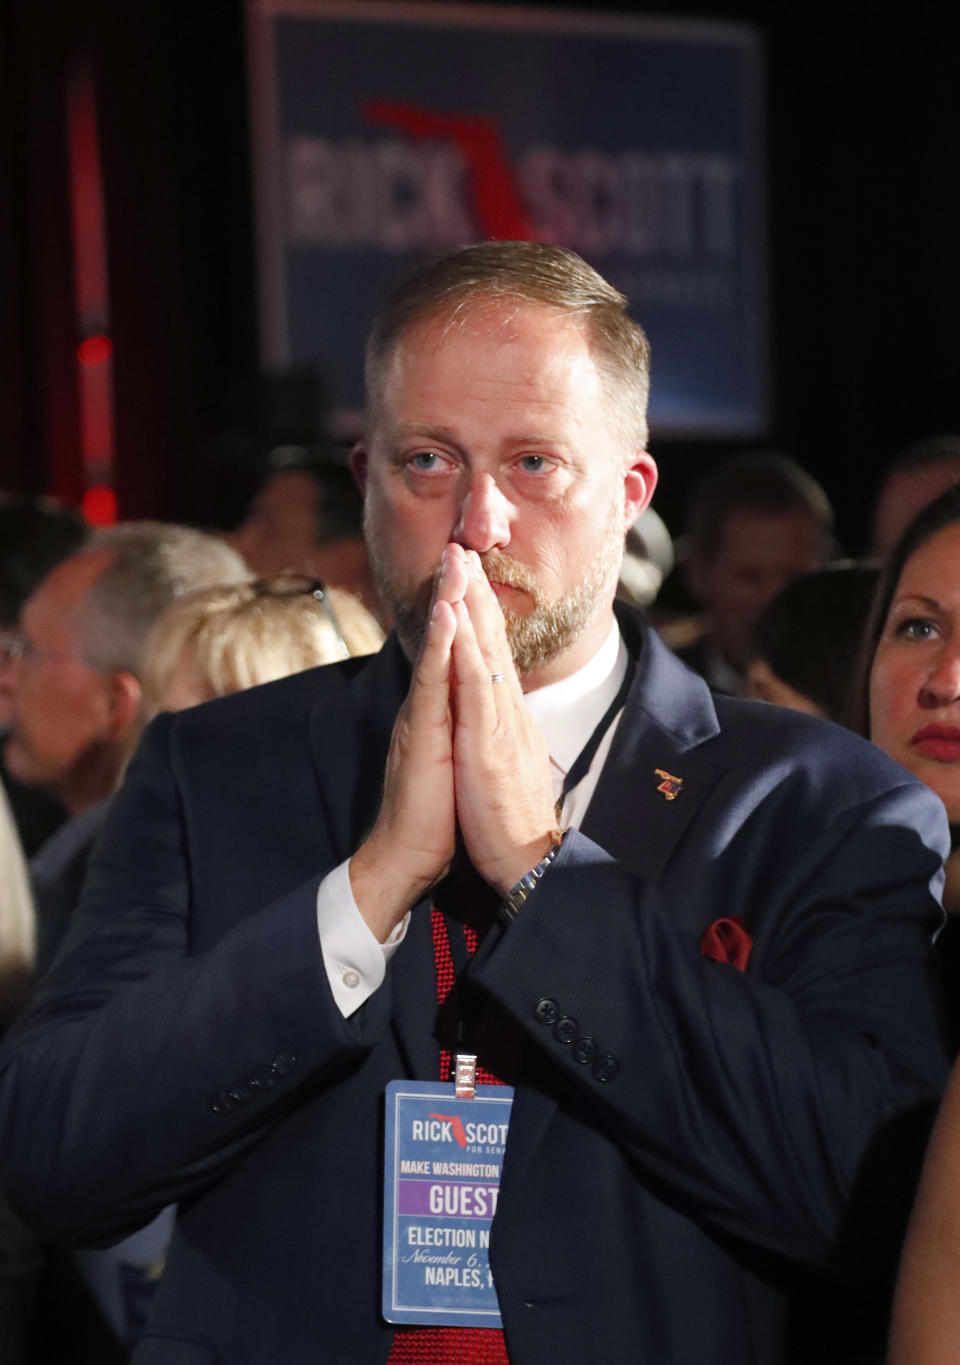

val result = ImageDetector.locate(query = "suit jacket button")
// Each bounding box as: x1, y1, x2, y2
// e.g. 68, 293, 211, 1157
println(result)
591, 1054, 619, 1083
271, 1052, 296, 1078
553, 1015, 579, 1045
572, 1035, 599, 1064
210, 1092, 233, 1116
250, 1064, 276, 1091
229, 1083, 252, 1104
534, 998, 560, 1025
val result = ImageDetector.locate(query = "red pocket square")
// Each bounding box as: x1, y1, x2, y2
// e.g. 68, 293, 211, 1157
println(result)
699, 916, 753, 971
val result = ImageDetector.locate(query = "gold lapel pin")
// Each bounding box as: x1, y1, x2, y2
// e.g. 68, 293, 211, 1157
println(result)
654, 768, 683, 801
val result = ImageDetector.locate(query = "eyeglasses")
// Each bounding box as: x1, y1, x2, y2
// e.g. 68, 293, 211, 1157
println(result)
0, 626, 73, 669
248, 575, 350, 660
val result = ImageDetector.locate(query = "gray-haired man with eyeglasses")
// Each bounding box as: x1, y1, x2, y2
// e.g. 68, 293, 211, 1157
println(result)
0, 522, 247, 972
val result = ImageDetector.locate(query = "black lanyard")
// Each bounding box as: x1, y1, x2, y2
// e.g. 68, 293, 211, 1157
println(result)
558, 654, 635, 802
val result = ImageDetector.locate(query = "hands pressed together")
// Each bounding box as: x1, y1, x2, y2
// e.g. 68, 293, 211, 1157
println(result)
349, 543, 560, 942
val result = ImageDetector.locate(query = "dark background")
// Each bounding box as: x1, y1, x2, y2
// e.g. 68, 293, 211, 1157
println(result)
2, 0, 958, 552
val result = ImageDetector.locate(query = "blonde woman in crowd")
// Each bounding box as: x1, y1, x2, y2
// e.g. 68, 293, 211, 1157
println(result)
0, 783, 37, 1362
0, 782, 34, 1029
140, 574, 384, 719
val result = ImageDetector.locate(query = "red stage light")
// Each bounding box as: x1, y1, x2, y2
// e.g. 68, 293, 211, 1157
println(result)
77, 334, 113, 367
82, 484, 117, 525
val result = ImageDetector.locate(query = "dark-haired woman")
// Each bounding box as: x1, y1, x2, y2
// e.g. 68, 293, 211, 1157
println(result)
857, 484, 960, 1363
860, 485, 960, 908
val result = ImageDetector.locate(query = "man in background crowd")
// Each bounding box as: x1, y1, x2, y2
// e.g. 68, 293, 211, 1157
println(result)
0, 494, 88, 857
232, 446, 388, 625
0, 521, 247, 972
672, 450, 833, 692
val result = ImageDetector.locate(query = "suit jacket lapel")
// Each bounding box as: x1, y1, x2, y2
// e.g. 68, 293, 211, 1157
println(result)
581, 611, 723, 885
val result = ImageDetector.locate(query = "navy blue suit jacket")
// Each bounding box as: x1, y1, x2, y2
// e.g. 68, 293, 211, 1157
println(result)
0, 615, 950, 1364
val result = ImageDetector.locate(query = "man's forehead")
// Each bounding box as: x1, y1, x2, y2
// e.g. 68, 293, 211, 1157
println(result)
718, 508, 820, 558
885, 461, 960, 521
26, 547, 113, 628
365, 297, 639, 461
53, 547, 114, 597
380, 305, 602, 421
258, 470, 321, 508
390, 299, 588, 371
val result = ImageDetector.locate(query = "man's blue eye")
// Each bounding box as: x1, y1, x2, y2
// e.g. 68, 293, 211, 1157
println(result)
519, 455, 546, 473
410, 452, 439, 470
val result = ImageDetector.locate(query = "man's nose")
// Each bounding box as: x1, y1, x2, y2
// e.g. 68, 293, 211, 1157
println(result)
452, 473, 513, 553
920, 647, 960, 707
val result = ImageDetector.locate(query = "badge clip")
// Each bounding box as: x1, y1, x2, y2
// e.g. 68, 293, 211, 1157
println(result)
454, 1053, 477, 1099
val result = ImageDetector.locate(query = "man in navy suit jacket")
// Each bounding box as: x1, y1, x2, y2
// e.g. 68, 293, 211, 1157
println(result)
0, 243, 950, 1364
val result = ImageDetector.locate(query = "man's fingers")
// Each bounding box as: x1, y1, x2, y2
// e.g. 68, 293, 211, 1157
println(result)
449, 594, 558, 895
434, 544, 469, 608
451, 598, 504, 731
460, 550, 518, 686
408, 598, 456, 725
355, 591, 456, 933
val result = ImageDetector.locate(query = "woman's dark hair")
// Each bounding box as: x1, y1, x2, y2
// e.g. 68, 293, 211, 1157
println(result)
849, 481, 960, 735
753, 563, 879, 723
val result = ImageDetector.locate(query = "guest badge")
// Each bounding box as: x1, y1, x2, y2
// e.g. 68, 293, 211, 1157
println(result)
382, 1071, 513, 1327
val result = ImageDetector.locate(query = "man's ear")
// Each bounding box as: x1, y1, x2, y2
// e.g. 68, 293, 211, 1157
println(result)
349, 443, 368, 495
105, 670, 142, 742
622, 451, 658, 531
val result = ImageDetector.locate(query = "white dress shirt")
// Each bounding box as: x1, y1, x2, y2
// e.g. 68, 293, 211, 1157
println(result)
316, 620, 629, 1016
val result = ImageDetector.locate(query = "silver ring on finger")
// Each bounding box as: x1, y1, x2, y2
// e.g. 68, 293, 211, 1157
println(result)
490, 672, 507, 684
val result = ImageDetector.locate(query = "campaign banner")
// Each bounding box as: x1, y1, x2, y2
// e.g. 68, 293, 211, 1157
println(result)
248, 0, 768, 436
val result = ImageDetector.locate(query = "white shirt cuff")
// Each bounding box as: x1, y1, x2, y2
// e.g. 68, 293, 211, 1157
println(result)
315, 859, 409, 1017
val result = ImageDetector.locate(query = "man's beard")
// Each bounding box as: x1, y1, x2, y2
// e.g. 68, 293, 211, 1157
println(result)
366, 504, 625, 678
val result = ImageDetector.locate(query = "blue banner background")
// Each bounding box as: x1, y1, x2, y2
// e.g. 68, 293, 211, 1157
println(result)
253, 3, 768, 436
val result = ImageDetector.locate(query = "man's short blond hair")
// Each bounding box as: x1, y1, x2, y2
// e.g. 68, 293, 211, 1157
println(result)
140, 576, 384, 721
365, 241, 651, 449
